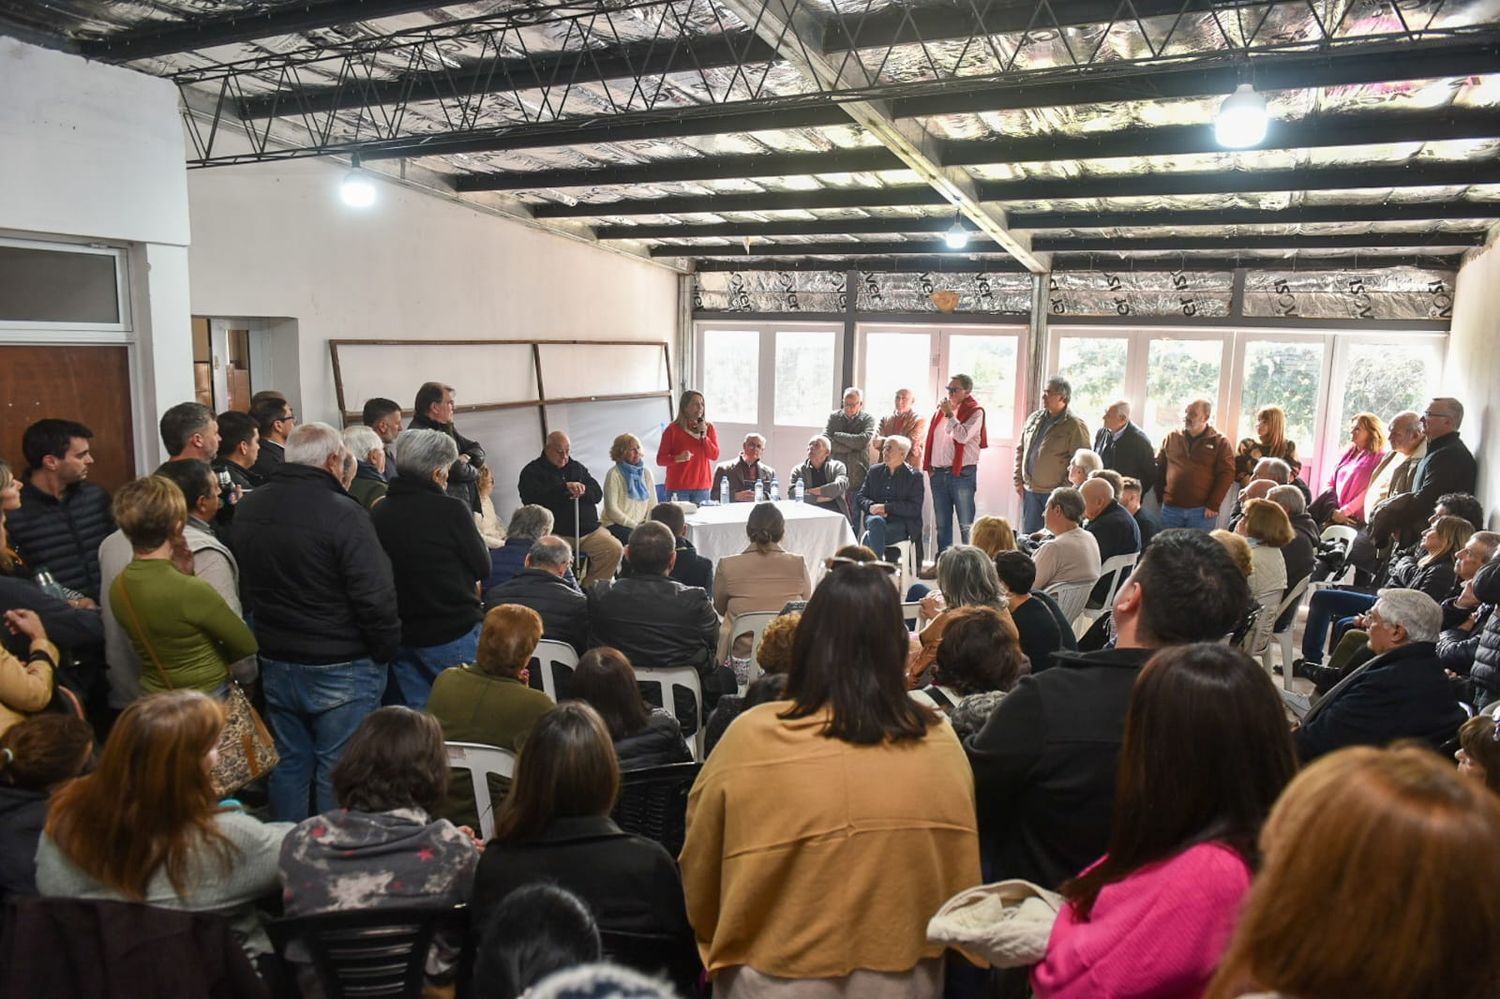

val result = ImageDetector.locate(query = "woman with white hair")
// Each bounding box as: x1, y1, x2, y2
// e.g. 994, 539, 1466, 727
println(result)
370, 429, 493, 708
341, 425, 388, 510
601, 433, 656, 546
1067, 449, 1103, 486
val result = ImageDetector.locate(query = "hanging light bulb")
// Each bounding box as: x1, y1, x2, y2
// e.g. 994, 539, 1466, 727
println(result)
943, 216, 970, 250
1215, 83, 1269, 149
340, 153, 377, 208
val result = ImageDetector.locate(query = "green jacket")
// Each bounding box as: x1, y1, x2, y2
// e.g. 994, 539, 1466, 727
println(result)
110, 559, 257, 694
427, 665, 554, 830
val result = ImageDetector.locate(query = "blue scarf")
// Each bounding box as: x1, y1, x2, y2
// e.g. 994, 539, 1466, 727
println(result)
618, 460, 649, 501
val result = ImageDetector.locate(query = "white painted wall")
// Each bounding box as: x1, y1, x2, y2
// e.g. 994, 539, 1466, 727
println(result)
0, 37, 194, 469
1446, 243, 1500, 530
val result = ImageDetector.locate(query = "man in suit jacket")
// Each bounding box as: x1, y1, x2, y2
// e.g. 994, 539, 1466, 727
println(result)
1296, 588, 1465, 762
1092, 400, 1156, 488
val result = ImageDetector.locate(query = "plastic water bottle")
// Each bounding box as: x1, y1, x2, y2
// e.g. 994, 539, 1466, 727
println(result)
793, 478, 805, 503
770, 477, 780, 502
33, 570, 65, 600
753, 479, 765, 503
717, 480, 729, 506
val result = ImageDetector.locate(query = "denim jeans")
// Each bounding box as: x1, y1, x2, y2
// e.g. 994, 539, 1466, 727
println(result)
1021, 489, 1051, 535
863, 514, 914, 560
1300, 588, 1378, 663
262, 656, 386, 821
673, 488, 711, 504
1160, 504, 1217, 532
391, 623, 482, 708
930, 465, 977, 554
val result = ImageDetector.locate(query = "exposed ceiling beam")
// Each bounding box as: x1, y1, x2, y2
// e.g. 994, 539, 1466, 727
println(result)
451, 147, 903, 190
79, 0, 454, 61
1032, 232, 1487, 252
663, 239, 1005, 256
531, 186, 949, 218
598, 216, 963, 239
692, 252, 1464, 272
976, 162, 1500, 201
1009, 201, 1500, 229
713, 0, 1046, 272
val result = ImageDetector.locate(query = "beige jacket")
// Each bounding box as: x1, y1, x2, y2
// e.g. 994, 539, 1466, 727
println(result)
712, 544, 811, 659
0, 638, 58, 736
1015, 408, 1090, 492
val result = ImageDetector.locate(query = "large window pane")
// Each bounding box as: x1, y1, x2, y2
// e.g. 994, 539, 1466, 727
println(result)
863, 332, 932, 416
1145, 338, 1223, 444
1339, 341, 1441, 431
1238, 340, 1325, 460
949, 335, 1019, 433
774, 330, 836, 426
701, 329, 759, 424
1055, 336, 1128, 427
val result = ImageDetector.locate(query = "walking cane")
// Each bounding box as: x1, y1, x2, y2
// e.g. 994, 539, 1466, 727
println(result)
572, 492, 590, 581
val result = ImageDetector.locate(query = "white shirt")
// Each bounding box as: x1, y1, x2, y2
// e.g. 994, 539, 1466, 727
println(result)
928, 407, 985, 471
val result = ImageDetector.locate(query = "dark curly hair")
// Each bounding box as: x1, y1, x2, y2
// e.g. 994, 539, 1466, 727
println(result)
331, 707, 448, 814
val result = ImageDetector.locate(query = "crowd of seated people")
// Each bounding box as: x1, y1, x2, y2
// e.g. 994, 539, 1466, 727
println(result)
0, 379, 1497, 999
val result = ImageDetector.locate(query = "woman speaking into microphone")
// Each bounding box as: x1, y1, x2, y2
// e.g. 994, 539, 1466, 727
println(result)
657, 390, 720, 504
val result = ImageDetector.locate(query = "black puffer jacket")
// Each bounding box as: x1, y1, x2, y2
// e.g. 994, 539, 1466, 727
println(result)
1385, 552, 1458, 604
409, 413, 485, 513
3, 481, 114, 599
614, 710, 692, 770
1468, 561, 1500, 694
233, 463, 401, 664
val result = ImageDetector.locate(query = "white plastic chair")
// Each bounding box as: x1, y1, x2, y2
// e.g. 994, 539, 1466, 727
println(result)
860, 530, 920, 593
1044, 579, 1094, 629
900, 601, 923, 632
726, 610, 779, 691
633, 665, 706, 762
445, 741, 517, 842
1314, 524, 1360, 589
528, 639, 579, 702
1075, 552, 1138, 633
1242, 585, 1286, 660
1260, 575, 1311, 689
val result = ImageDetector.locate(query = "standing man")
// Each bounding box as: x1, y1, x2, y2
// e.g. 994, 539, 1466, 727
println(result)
409, 381, 485, 513
825, 387, 876, 499
1015, 376, 1090, 535
1155, 398, 1235, 531
4, 419, 113, 600
233, 423, 400, 821
361, 397, 404, 480
874, 388, 926, 471
518, 431, 622, 586
712, 433, 775, 502
925, 374, 988, 559
788, 435, 849, 516
249, 395, 296, 486
1092, 400, 1156, 489
857, 436, 925, 563
159, 402, 221, 464
1371, 398, 1478, 549
213, 410, 260, 533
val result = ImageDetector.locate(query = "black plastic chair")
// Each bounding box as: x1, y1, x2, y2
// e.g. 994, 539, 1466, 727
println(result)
264, 905, 469, 999
612, 761, 701, 857
599, 928, 704, 997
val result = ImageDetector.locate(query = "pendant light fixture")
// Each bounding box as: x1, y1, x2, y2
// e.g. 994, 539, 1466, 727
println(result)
1215, 83, 1270, 149
943, 214, 970, 250
340, 152, 377, 208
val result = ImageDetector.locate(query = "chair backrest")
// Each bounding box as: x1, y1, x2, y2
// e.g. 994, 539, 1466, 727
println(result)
726, 610, 779, 684
1320, 524, 1358, 547
1095, 551, 1139, 608
528, 639, 579, 701
900, 601, 922, 631
1273, 575, 1312, 626
1043, 580, 1094, 625
632, 666, 705, 761
266, 906, 469, 999
612, 761, 702, 857
445, 742, 517, 842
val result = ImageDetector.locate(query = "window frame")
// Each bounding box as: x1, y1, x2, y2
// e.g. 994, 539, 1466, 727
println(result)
0, 235, 132, 335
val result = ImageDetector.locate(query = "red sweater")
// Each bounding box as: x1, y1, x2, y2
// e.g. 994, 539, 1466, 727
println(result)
657, 422, 721, 491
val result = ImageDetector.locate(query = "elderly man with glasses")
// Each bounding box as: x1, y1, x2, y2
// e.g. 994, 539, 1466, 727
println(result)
1367, 398, 1477, 556
712, 432, 775, 503
1014, 376, 1089, 536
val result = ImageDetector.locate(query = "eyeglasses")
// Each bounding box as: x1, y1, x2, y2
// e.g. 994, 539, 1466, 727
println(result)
824, 556, 898, 575
1422, 411, 1453, 421
945, 385, 963, 394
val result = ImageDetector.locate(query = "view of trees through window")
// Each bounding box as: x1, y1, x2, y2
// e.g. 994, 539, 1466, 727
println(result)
1144, 339, 1224, 444
1340, 342, 1439, 434
701, 329, 759, 424
1237, 341, 1325, 464
950, 335, 1019, 432
863, 332, 931, 416
774, 330, 836, 426
1055, 336, 1127, 426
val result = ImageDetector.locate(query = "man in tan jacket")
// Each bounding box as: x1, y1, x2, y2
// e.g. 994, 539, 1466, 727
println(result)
1155, 398, 1235, 531
1015, 376, 1090, 535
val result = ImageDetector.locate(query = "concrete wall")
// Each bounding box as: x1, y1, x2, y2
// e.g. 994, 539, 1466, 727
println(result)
1445, 242, 1500, 529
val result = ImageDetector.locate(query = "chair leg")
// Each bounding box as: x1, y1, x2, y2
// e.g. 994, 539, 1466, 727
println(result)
1279, 630, 1294, 690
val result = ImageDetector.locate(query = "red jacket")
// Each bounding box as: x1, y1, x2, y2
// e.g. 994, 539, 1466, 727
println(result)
657, 422, 721, 492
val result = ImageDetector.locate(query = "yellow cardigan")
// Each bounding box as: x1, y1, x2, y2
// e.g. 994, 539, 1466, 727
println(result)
680, 701, 981, 979
0, 637, 57, 736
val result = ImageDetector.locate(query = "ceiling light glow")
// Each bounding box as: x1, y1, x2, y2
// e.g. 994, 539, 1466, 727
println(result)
1215, 83, 1270, 149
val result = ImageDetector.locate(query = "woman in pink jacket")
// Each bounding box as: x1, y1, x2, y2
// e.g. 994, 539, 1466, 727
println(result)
656, 390, 720, 503
1319, 412, 1386, 527
1032, 644, 1296, 999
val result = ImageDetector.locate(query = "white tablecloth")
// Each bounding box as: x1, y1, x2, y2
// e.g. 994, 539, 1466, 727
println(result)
685, 501, 857, 579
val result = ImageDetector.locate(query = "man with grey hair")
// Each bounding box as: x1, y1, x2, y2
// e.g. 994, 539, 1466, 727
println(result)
233, 421, 401, 822
373, 428, 492, 708
1092, 399, 1155, 491
483, 504, 559, 595
1370, 397, 1477, 551
1296, 588, 1464, 762
1155, 397, 1234, 531
875, 388, 925, 471
1033, 486, 1101, 592
1344, 410, 1427, 581
519, 431, 621, 586
712, 432, 775, 502
826, 386, 876, 499
341, 425, 387, 510
483, 534, 588, 654
1016, 375, 1089, 535
856, 435, 925, 564
789, 433, 850, 517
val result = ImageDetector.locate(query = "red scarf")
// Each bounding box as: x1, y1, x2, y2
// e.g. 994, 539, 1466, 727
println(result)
924, 395, 987, 474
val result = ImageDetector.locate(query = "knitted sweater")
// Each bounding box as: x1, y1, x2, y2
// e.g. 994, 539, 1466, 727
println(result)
1032, 842, 1252, 999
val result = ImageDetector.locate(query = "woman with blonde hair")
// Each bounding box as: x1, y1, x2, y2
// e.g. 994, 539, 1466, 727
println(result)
1235, 499, 1293, 654
969, 515, 1018, 558
601, 433, 656, 545
1205, 745, 1500, 999
1235, 405, 1300, 487
1316, 412, 1386, 526
36, 691, 290, 957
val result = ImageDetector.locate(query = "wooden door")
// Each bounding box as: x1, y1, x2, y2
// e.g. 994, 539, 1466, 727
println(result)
0, 345, 136, 492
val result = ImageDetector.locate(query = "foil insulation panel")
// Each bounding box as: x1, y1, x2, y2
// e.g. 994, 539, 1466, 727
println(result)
1242, 267, 1457, 319
1046, 270, 1234, 318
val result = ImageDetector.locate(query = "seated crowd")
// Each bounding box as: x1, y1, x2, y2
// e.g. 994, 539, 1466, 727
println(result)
0, 379, 1496, 999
